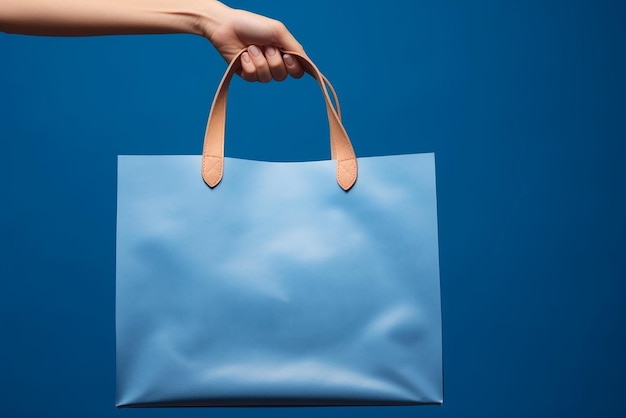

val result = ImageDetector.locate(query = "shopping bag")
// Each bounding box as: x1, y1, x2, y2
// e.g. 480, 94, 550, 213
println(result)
115, 50, 443, 407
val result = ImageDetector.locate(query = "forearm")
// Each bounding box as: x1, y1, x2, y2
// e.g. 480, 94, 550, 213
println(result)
0, 0, 306, 81
0, 0, 227, 37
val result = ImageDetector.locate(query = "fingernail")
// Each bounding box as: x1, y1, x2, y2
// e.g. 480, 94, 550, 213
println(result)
249, 45, 260, 57
266, 46, 276, 56
284, 54, 294, 66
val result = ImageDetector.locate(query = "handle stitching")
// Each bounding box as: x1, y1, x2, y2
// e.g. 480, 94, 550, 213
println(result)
337, 159, 357, 188
202, 155, 223, 187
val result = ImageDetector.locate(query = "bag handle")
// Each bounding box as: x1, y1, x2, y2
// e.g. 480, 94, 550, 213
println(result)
201, 49, 358, 191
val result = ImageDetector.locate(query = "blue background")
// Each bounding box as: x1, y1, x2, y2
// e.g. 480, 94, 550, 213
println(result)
1, 0, 624, 417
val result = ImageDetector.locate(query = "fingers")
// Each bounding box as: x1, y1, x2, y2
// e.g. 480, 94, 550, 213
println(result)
245, 45, 272, 82
269, 21, 305, 79
282, 53, 305, 79
263, 46, 287, 81
239, 45, 305, 82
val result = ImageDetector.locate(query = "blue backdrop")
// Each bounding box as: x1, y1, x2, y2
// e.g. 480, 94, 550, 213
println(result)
1, 0, 625, 417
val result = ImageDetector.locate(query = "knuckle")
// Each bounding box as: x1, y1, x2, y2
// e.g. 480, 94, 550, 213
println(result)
270, 19, 287, 33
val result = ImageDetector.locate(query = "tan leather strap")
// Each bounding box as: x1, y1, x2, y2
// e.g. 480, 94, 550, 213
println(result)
322, 74, 342, 123
201, 49, 357, 191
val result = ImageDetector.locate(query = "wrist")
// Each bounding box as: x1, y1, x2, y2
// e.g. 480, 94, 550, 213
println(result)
184, 0, 232, 40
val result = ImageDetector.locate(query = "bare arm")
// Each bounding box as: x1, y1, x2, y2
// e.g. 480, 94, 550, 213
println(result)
0, 0, 304, 81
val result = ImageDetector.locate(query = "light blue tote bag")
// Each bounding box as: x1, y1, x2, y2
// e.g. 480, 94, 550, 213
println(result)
116, 51, 443, 407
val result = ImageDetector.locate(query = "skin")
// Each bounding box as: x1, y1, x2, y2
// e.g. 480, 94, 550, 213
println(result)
0, 0, 305, 82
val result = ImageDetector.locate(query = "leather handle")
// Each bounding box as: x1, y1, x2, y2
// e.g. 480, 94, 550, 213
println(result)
201, 49, 357, 191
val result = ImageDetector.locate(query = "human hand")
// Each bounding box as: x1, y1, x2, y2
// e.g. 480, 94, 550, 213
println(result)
200, 4, 306, 82
0, 0, 305, 82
